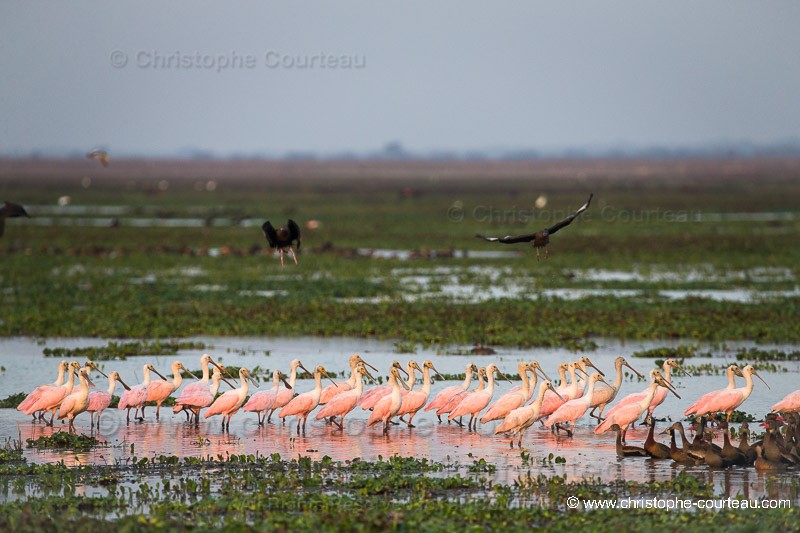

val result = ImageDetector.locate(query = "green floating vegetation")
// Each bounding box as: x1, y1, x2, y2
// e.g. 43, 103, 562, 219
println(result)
25, 433, 104, 451
42, 340, 207, 360
0, 392, 26, 409
0, 453, 797, 532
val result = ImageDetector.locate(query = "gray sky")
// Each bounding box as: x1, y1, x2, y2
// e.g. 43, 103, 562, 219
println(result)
2, 1, 800, 157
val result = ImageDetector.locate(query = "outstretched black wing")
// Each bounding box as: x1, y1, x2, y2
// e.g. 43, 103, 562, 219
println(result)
475, 232, 538, 244
0, 201, 29, 219
544, 194, 593, 236
261, 221, 279, 248
287, 219, 301, 250
0, 201, 29, 237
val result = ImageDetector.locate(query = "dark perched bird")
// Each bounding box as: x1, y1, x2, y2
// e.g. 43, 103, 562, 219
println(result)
0, 201, 30, 237
262, 219, 301, 267
476, 194, 593, 260
86, 150, 110, 167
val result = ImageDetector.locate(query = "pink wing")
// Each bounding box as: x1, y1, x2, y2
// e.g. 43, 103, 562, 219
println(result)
481, 391, 525, 423
449, 391, 490, 419
601, 391, 644, 419
87, 391, 111, 412
437, 390, 469, 415
397, 391, 426, 416
17, 384, 55, 412
320, 382, 352, 404
424, 386, 461, 411
176, 391, 214, 409
147, 381, 176, 402
595, 403, 643, 434
358, 385, 390, 409
119, 386, 147, 410
544, 398, 588, 427
26, 387, 68, 415
536, 390, 568, 420
772, 390, 800, 412
279, 392, 315, 418
243, 390, 279, 412
205, 390, 240, 418
316, 393, 358, 419
694, 389, 744, 415
367, 395, 393, 426
272, 386, 295, 409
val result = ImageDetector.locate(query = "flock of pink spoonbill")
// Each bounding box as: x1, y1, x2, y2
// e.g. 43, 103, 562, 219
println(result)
14, 353, 800, 467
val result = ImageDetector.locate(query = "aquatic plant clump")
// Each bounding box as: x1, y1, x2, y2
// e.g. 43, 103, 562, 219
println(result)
0, 454, 796, 531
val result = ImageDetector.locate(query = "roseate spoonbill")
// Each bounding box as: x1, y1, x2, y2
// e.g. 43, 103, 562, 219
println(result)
495, 381, 564, 448
481, 362, 540, 424
244, 370, 291, 425
424, 363, 478, 422
690, 364, 768, 422
279, 365, 335, 434
476, 194, 592, 260
174, 354, 233, 421
683, 364, 743, 416
588, 357, 643, 421
448, 364, 509, 431
358, 361, 413, 410
118, 364, 167, 423
269, 359, 312, 423
0, 200, 30, 237
537, 363, 579, 422
643, 415, 671, 459
397, 360, 444, 427
604, 359, 688, 422
596, 370, 680, 441
173, 366, 225, 423
205, 367, 259, 431
437, 368, 486, 423
144, 360, 197, 420
316, 363, 376, 430
319, 354, 379, 405
180, 354, 229, 396
56, 368, 96, 432
506, 360, 550, 397
87, 371, 129, 429
262, 219, 301, 267
17, 360, 68, 419
367, 367, 411, 435
25, 361, 81, 425
86, 149, 110, 167
609, 424, 648, 457
772, 389, 800, 413
574, 356, 605, 392
545, 373, 609, 437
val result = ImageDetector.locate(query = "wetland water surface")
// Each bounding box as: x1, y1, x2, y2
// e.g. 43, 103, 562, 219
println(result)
2, 336, 799, 503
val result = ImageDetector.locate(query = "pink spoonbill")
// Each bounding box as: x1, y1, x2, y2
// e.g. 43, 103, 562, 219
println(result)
204, 367, 258, 431
279, 365, 336, 434
315, 362, 376, 430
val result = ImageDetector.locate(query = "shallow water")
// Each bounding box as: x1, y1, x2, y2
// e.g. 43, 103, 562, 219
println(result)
2, 336, 799, 501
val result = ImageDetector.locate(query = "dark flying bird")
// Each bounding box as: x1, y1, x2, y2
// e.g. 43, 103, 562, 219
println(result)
0, 201, 30, 237
476, 194, 593, 260
86, 150, 110, 167
262, 219, 301, 267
